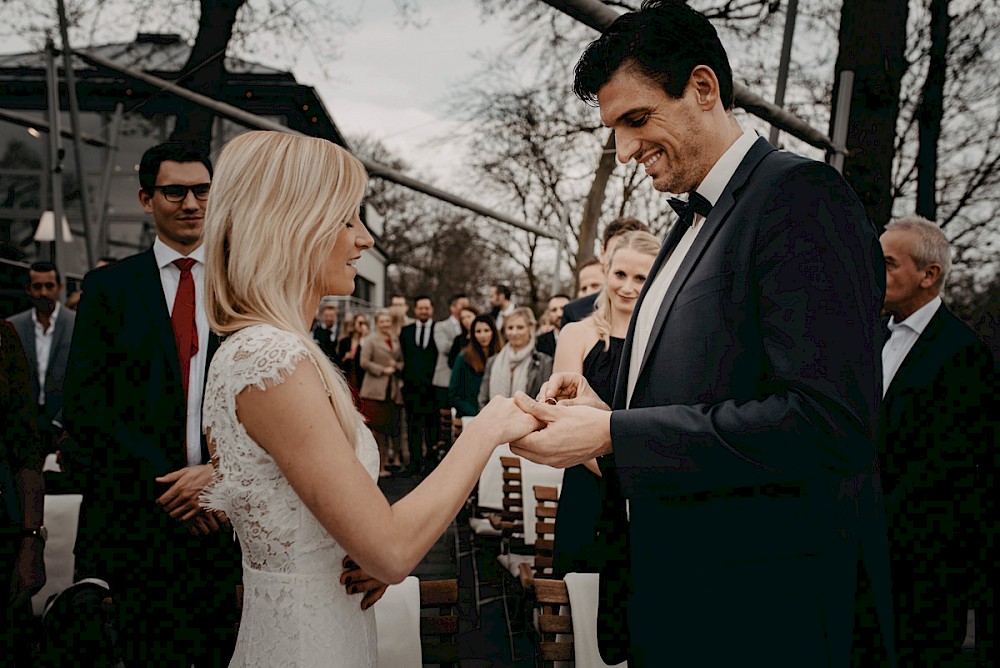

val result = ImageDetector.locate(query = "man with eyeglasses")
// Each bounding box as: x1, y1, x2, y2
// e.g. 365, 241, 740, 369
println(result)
8, 261, 75, 456
63, 141, 239, 666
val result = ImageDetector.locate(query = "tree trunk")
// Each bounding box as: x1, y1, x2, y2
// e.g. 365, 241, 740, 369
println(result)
576, 130, 617, 268
830, 0, 909, 231
168, 0, 246, 149
916, 0, 950, 221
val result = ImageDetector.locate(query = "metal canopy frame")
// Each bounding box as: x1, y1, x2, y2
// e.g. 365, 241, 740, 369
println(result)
72, 49, 558, 241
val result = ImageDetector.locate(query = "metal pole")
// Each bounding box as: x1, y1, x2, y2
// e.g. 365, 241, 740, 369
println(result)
94, 103, 124, 258
45, 39, 68, 279
56, 0, 95, 267
72, 49, 555, 240
536, 0, 845, 155
829, 70, 854, 173
550, 210, 569, 296
0, 108, 109, 148
768, 0, 799, 146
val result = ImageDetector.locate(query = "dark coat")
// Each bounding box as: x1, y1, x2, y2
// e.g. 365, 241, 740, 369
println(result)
601, 138, 887, 667
8, 304, 75, 426
878, 304, 996, 664
560, 293, 598, 328
62, 248, 239, 664
399, 321, 438, 413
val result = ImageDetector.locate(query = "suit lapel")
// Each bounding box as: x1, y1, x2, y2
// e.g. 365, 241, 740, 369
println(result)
612, 216, 689, 409
617, 138, 776, 405
883, 306, 946, 402
46, 311, 69, 377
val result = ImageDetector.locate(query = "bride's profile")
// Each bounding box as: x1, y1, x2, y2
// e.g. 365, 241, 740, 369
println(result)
200, 130, 538, 667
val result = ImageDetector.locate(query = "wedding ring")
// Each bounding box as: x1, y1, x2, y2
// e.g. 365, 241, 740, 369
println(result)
544, 397, 558, 405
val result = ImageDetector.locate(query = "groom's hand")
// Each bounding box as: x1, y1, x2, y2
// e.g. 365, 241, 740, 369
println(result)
509, 392, 613, 468
341, 556, 388, 611
536, 373, 610, 411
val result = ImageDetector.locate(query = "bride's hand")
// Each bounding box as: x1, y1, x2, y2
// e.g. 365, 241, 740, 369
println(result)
474, 395, 545, 445
341, 555, 388, 611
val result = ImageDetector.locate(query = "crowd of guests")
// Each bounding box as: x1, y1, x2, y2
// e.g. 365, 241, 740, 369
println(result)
307, 289, 567, 478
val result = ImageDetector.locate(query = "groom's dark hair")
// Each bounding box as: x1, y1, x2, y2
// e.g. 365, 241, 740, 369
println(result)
573, 0, 735, 110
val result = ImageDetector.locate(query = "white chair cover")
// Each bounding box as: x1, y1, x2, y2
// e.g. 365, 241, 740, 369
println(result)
374, 575, 421, 668
564, 572, 628, 668
31, 493, 83, 616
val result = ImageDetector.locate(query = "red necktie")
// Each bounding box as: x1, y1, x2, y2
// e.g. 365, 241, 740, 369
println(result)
171, 258, 199, 399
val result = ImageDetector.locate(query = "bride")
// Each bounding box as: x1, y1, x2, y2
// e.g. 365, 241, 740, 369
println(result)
199, 130, 539, 667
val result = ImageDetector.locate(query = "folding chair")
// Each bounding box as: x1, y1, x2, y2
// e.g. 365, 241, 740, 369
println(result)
419, 579, 460, 668
534, 578, 574, 667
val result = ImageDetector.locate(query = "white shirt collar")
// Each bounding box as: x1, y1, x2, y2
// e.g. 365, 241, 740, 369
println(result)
32, 300, 61, 328
888, 295, 942, 335
695, 129, 760, 206
153, 236, 205, 268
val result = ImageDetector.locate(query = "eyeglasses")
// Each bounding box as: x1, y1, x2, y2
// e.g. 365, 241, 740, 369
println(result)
149, 183, 211, 203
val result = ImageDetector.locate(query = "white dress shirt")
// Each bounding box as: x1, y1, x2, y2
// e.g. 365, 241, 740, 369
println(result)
153, 237, 210, 467
415, 319, 433, 349
32, 300, 62, 405
882, 295, 942, 396
627, 130, 759, 407
496, 302, 516, 331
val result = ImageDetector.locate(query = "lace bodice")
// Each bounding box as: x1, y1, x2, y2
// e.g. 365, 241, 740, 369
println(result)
202, 323, 379, 667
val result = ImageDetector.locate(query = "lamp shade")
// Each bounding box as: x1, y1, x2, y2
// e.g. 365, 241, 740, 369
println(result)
35, 211, 73, 243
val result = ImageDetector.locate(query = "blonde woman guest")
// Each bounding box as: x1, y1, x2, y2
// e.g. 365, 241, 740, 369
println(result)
359, 311, 404, 477
478, 307, 553, 409
549, 230, 660, 577
199, 131, 539, 668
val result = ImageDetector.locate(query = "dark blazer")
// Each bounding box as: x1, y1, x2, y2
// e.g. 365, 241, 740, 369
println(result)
62, 248, 238, 664
535, 330, 557, 359
312, 325, 340, 365
399, 321, 438, 412
8, 305, 75, 426
560, 292, 598, 328
878, 304, 995, 664
602, 138, 886, 667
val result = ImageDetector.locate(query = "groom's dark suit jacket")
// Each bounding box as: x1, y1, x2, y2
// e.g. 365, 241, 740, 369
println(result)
63, 248, 239, 664
601, 138, 887, 667
878, 304, 995, 665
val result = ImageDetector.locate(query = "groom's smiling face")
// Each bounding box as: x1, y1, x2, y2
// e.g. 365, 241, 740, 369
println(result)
597, 66, 713, 195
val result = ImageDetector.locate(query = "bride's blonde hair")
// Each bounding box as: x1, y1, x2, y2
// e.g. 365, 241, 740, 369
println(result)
204, 131, 365, 446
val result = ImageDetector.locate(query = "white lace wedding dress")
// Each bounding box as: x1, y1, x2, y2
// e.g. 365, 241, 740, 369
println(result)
202, 324, 379, 667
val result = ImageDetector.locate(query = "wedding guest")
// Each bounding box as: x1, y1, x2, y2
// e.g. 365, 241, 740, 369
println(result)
1, 319, 45, 668
449, 314, 502, 420
447, 304, 478, 368
550, 231, 660, 577
479, 307, 553, 408
360, 311, 404, 477
198, 130, 536, 667
337, 313, 369, 408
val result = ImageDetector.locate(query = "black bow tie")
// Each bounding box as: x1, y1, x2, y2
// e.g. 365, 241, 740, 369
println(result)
668, 192, 713, 227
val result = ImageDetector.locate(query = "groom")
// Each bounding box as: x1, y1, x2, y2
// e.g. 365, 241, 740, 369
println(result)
511, 2, 888, 666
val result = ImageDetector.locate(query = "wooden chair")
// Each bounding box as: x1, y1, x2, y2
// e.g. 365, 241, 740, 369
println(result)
419, 579, 459, 667
493, 456, 535, 661
518, 485, 559, 592
534, 578, 574, 667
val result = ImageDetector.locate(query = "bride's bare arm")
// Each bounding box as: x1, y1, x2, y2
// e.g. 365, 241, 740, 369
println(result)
236, 360, 540, 584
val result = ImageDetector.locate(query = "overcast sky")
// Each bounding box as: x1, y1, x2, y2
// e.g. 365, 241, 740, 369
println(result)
293, 0, 524, 189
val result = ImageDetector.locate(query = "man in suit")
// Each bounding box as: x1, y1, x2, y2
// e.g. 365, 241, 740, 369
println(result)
561, 217, 649, 327
535, 293, 570, 358
432, 293, 470, 457
63, 141, 239, 666
873, 215, 994, 666
312, 301, 340, 364
511, 3, 886, 666
488, 284, 515, 330
400, 296, 438, 475
8, 261, 75, 451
